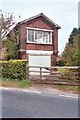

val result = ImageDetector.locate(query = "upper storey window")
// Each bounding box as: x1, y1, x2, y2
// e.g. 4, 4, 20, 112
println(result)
27, 27, 52, 44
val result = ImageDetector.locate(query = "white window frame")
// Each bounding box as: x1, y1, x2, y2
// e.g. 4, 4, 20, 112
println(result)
27, 27, 53, 44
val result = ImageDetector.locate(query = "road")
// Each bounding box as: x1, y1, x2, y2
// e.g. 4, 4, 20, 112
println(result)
1, 88, 79, 118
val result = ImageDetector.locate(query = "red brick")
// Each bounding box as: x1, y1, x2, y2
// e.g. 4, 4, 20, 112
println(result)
19, 16, 59, 66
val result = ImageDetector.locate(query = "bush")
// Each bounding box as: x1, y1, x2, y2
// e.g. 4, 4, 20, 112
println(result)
2, 60, 28, 80
57, 60, 65, 66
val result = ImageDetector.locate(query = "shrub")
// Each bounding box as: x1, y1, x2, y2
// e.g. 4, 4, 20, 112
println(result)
57, 60, 65, 66
2, 60, 28, 80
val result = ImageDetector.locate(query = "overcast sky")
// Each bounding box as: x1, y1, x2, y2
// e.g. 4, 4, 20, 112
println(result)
0, 0, 79, 55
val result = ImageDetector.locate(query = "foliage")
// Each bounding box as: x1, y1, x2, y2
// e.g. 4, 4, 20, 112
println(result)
58, 68, 66, 74
0, 10, 20, 60
1, 45, 9, 60
57, 59, 65, 66
2, 60, 28, 80
5, 38, 19, 60
61, 28, 80, 66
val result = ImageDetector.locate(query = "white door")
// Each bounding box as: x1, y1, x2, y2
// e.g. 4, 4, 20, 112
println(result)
29, 54, 51, 67
29, 54, 51, 75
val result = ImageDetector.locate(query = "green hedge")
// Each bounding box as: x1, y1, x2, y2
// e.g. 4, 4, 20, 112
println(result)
1, 60, 28, 80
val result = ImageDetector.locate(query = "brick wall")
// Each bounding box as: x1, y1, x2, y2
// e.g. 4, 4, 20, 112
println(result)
19, 17, 59, 66
26, 17, 53, 30
19, 24, 26, 50
20, 51, 26, 59
26, 43, 53, 51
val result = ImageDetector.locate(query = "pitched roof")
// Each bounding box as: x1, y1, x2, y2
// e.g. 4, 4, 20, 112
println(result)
18, 13, 61, 29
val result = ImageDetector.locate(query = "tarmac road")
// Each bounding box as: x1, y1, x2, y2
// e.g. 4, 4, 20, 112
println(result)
1, 87, 79, 118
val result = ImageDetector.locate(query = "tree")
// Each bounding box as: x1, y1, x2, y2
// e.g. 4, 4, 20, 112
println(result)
5, 38, 19, 60
5, 23, 20, 60
0, 10, 16, 60
61, 28, 80, 66
0, 10, 20, 60
68, 28, 78, 44
0, 10, 15, 39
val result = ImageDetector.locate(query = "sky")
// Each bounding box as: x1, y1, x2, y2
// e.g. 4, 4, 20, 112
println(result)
0, 0, 79, 55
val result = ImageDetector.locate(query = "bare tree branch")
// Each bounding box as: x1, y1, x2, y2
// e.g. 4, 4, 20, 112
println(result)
0, 10, 16, 39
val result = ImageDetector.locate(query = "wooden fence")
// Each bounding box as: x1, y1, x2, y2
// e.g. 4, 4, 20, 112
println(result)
26, 66, 79, 86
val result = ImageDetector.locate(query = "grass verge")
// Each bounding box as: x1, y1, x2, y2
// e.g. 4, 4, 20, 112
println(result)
0, 77, 31, 88
0, 77, 79, 94
53, 84, 79, 94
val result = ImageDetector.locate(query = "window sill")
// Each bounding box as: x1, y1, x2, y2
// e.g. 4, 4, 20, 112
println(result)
27, 41, 52, 45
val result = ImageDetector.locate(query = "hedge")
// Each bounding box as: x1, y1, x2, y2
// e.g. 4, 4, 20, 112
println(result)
1, 60, 28, 80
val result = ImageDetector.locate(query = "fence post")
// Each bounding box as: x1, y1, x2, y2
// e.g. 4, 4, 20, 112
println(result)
50, 67, 52, 74
40, 67, 42, 83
